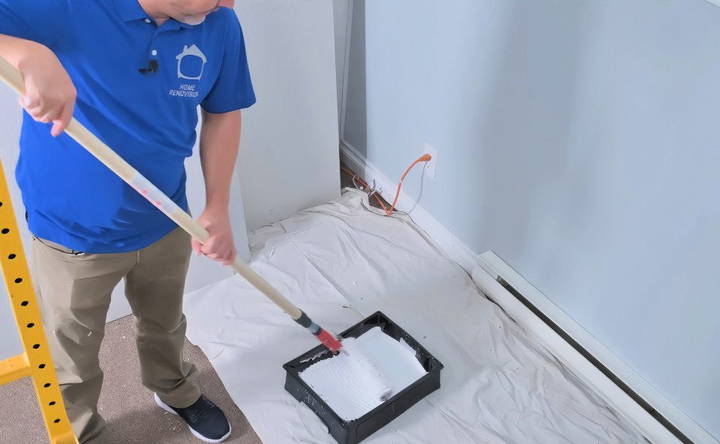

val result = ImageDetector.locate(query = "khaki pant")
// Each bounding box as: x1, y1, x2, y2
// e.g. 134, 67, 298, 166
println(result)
31, 228, 201, 444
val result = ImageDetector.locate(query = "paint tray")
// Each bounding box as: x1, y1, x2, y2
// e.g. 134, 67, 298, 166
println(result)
283, 311, 444, 444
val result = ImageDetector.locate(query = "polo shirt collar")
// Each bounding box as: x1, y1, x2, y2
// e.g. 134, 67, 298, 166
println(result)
112, 0, 148, 22
112, 0, 193, 29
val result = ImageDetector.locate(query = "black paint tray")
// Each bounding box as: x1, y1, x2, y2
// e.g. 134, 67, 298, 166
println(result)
283, 311, 444, 444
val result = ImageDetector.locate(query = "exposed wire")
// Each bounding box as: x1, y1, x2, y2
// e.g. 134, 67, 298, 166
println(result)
341, 153, 432, 216
341, 166, 390, 212
385, 154, 431, 216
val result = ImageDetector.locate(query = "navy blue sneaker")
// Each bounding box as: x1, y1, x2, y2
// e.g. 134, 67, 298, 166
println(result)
154, 393, 232, 443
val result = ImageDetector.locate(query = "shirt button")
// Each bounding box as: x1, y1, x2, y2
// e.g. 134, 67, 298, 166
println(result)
151, 49, 158, 56
144, 18, 151, 24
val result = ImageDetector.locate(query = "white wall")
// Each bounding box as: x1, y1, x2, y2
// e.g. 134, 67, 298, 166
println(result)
233, 0, 340, 230
343, 0, 720, 439
333, 0, 352, 131
0, 86, 26, 357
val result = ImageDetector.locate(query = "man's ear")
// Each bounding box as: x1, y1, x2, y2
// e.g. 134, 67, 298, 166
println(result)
218, 0, 235, 8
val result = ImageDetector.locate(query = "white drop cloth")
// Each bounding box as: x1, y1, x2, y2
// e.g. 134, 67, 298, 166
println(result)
184, 189, 647, 444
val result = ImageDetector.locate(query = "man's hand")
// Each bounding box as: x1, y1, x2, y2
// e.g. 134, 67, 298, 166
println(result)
18, 43, 76, 137
192, 207, 236, 266
0, 35, 76, 137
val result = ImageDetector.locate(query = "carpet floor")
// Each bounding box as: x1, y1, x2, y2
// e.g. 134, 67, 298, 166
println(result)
0, 314, 263, 444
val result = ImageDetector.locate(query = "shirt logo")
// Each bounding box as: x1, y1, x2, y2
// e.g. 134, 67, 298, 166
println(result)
169, 44, 207, 99
176, 44, 207, 80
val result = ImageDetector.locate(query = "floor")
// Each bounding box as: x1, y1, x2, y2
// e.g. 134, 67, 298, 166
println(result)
0, 165, 366, 444
0, 315, 262, 444
0, 167, 646, 443
183, 189, 647, 443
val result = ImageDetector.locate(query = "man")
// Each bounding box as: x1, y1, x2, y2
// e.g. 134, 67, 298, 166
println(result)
0, 0, 255, 442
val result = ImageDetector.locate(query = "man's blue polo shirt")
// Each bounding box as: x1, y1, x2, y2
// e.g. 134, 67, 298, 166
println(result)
0, 0, 256, 253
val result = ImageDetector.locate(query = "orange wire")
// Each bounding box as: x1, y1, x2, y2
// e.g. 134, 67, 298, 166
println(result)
341, 153, 432, 216
386, 154, 431, 216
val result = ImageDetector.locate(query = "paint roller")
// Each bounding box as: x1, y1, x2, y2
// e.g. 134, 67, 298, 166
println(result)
335, 337, 393, 402
0, 56, 394, 404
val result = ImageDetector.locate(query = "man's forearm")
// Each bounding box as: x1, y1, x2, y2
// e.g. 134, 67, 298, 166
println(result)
198, 109, 242, 213
0, 34, 50, 72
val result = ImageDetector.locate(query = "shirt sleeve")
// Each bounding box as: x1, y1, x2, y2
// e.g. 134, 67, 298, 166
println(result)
0, 0, 68, 48
201, 9, 256, 114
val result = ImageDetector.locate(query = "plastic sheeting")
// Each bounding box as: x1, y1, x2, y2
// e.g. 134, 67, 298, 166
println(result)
184, 190, 647, 443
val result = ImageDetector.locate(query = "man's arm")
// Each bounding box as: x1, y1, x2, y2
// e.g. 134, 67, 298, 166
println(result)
0, 34, 75, 136
192, 109, 242, 265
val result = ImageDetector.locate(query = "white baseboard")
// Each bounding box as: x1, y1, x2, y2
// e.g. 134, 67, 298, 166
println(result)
340, 139, 715, 444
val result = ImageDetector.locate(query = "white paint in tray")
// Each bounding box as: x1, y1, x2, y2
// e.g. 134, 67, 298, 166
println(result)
299, 327, 428, 421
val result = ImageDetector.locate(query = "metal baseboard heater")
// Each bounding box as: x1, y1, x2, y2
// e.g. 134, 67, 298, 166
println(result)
476, 252, 716, 444
497, 276, 690, 443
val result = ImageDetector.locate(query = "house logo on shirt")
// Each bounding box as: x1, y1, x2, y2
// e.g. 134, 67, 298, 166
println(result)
176, 44, 207, 80
169, 44, 207, 98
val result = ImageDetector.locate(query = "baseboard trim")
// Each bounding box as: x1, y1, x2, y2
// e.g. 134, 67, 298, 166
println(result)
479, 251, 717, 444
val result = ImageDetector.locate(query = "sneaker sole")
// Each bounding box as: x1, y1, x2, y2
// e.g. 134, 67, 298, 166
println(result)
154, 393, 232, 443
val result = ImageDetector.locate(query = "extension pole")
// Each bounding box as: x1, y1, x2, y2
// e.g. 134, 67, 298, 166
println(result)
0, 56, 342, 353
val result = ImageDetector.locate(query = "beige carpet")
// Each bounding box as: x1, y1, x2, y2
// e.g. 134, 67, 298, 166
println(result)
0, 315, 262, 444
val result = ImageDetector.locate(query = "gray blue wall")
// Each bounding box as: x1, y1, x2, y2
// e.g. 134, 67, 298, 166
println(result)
344, 0, 720, 438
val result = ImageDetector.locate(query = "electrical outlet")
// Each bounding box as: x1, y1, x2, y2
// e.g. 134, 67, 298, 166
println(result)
423, 143, 438, 180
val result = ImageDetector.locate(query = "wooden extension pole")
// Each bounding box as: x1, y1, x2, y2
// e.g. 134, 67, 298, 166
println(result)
0, 56, 338, 333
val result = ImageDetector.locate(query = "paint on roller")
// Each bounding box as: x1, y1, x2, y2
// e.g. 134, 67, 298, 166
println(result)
299, 327, 427, 420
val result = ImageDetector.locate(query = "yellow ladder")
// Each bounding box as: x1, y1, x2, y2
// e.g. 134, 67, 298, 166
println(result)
0, 161, 78, 444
